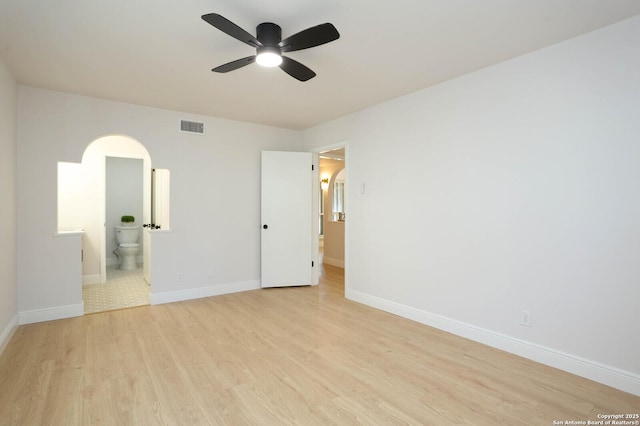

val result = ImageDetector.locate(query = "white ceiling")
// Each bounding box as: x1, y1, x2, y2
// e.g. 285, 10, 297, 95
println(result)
1, 1, 639, 130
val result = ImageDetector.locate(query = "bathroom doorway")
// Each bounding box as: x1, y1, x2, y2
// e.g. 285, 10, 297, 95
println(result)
318, 145, 346, 273
78, 135, 152, 314
82, 156, 150, 314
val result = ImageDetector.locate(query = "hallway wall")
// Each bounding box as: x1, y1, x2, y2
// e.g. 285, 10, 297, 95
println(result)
0, 56, 18, 352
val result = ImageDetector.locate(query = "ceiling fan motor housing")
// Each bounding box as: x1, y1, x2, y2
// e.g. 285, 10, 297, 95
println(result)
257, 22, 282, 46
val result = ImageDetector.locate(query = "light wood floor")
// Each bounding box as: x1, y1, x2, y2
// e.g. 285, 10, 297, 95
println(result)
1, 264, 638, 425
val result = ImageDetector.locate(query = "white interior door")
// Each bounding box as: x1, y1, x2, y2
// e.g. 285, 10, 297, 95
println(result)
261, 151, 315, 288
143, 168, 155, 285
143, 168, 168, 285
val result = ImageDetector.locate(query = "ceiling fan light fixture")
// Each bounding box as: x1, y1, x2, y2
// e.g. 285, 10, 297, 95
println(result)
256, 48, 282, 67
202, 14, 340, 81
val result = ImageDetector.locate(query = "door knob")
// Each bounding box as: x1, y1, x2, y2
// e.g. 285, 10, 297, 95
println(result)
263, 224, 268, 229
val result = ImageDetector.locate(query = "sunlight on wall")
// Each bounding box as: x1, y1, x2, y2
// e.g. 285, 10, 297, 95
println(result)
57, 161, 86, 231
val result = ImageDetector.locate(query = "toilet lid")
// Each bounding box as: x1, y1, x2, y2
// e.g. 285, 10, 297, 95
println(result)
119, 243, 139, 248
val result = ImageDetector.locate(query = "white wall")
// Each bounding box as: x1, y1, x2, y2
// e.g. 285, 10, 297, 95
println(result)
303, 16, 640, 394
0, 56, 18, 352
17, 87, 300, 316
106, 157, 144, 266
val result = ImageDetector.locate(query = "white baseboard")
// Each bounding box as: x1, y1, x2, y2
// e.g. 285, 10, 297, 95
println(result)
0, 314, 18, 355
323, 257, 345, 268
150, 280, 260, 305
19, 303, 85, 325
83, 274, 101, 285
346, 289, 640, 397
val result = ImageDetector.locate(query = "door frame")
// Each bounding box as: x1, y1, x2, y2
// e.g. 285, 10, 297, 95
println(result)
99, 151, 152, 283
311, 141, 349, 294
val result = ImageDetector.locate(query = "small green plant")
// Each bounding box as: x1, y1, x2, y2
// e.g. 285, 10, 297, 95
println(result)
121, 215, 135, 223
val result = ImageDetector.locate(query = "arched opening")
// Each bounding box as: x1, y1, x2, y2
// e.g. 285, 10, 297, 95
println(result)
57, 134, 165, 314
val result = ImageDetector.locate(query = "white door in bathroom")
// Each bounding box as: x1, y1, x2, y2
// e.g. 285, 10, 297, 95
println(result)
261, 151, 318, 288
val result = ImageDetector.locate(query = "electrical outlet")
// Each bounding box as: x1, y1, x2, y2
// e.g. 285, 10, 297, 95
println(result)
521, 310, 532, 327
177, 272, 182, 281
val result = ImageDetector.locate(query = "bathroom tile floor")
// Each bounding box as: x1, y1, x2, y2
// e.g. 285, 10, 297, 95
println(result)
83, 265, 150, 314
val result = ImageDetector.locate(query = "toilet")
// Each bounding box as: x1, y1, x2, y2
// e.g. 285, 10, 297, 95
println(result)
115, 225, 141, 270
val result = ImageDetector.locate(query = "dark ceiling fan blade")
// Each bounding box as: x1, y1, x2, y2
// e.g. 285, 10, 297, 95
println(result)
279, 56, 316, 81
202, 13, 262, 48
212, 56, 256, 73
278, 23, 340, 52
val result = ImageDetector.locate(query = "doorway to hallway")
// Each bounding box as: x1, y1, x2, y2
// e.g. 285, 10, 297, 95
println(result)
319, 146, 346, 270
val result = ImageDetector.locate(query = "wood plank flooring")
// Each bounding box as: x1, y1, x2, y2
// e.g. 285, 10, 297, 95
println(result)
1, 264, 638, 425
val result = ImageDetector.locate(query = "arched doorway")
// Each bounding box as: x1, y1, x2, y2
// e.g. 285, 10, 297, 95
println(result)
58, 135, 153, 313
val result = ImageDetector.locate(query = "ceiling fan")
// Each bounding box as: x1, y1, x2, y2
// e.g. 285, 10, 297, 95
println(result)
201, 13, 340, 82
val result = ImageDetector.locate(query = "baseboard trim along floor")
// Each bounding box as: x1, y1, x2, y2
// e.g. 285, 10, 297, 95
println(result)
0, 315, 18, 356
150, 280, 261, 305
346, 288, 640, 397
18, 303, 84, 325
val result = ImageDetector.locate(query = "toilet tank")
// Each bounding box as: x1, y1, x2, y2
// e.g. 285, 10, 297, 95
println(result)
115, 226, 141, 244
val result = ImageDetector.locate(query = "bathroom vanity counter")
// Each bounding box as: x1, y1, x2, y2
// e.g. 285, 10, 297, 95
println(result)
55, 228, 85, 237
